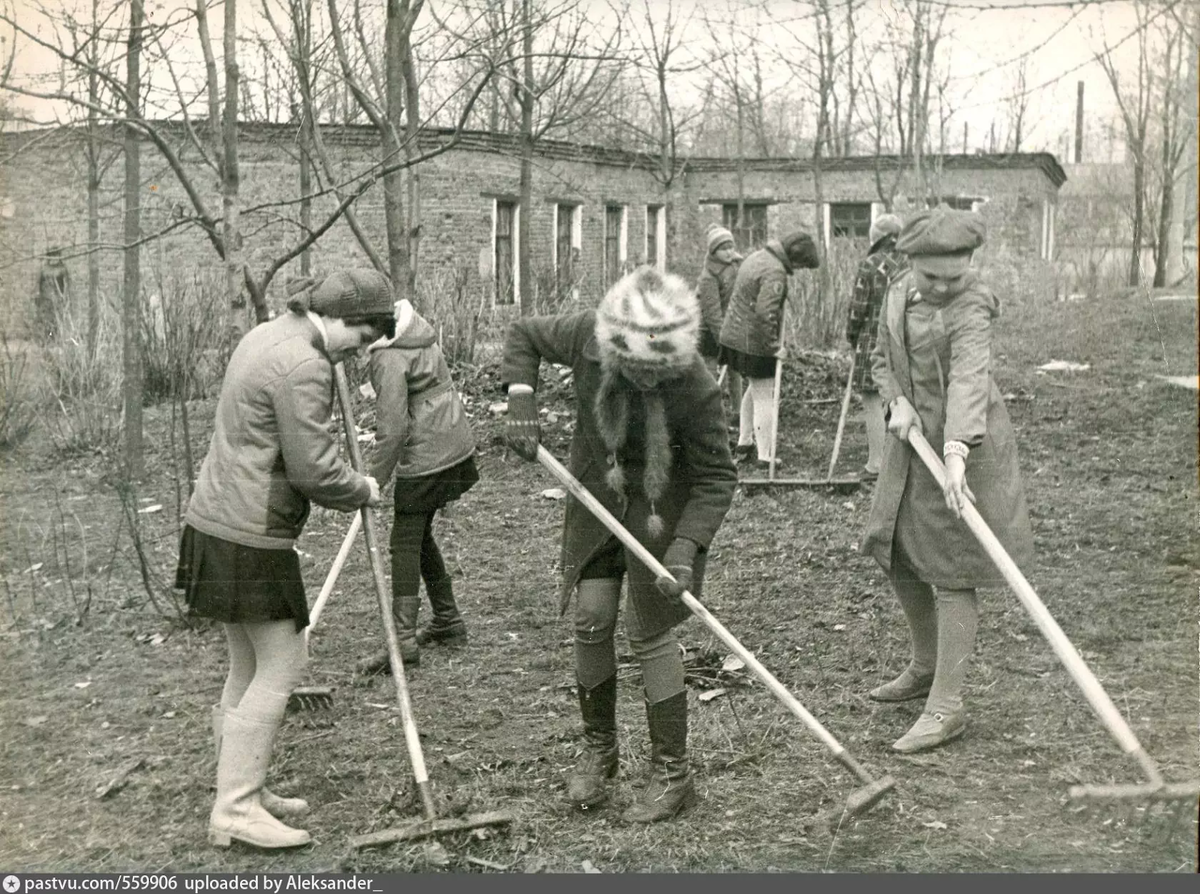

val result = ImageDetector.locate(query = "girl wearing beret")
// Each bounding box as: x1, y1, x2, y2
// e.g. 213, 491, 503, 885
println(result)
176, 269, 393, 848
862, 208, 1034, 753
502, 266, 737, 822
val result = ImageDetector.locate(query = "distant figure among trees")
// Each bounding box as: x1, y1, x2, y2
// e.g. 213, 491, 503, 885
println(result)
35, 247, 71, 342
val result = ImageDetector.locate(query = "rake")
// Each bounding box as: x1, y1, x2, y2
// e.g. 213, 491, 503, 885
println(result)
907, 429, 1199, 811
328, 364, 514, 847
537, 445, 895, 822
738, 354, 862, 493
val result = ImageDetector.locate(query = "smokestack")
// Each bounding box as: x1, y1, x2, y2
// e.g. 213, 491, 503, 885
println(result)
1074, 81, 1084, 164
963, 122, 968, 153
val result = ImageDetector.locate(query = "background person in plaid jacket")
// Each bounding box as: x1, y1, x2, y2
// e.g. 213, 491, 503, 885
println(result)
846, 214, 908, 478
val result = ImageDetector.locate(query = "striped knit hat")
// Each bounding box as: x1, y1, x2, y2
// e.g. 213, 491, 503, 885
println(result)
595, 265, 700, 378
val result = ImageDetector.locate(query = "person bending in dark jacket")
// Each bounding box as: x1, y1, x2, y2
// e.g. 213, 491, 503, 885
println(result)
359, 293, 480, 673
717, 230, 820, 471
502, 266, 737, 823
176, 270, 391, 850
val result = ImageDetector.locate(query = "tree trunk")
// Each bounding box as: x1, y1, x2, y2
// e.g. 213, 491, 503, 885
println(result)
86, 46, 100, 360
1129, 158, 1144, 288
223, 0, 255, 347
402, 26, 421, 298
383, 0, 412, 293
518, 0, 534, 315
123, 0, 144, 482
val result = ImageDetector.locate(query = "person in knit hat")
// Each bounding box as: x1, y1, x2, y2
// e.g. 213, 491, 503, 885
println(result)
717, 228, 820, 470
861, 207, 1034, 754
845, 213, 908, 479
357, 294, 480, 674
696, 224, 744, 400
176, 268, 393, 850
502, 265, 737, 823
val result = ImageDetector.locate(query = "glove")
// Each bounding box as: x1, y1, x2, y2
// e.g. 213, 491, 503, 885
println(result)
504, 389, 540, 461
885, 395, 923, 442
654, 538, 698, 600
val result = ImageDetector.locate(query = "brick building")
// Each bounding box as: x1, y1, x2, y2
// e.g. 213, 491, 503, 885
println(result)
0, 123, 1066, 335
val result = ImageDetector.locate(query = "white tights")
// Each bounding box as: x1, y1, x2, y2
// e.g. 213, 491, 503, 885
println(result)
220, 621, 308, 726
738, 376, 777, 461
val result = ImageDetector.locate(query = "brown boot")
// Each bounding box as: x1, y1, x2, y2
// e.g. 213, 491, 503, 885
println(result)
417, 577, 468, 646
622, 692, 697, 823
565, 676, 619, 809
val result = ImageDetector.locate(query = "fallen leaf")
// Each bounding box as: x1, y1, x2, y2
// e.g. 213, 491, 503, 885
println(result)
137, 504, 163, 515
540, 488, 566, 500
24, 563, 43, 574
23, 716, 49, 727
162, 711, 176, 719
422, 841, 451, 867
832, 624, 846, 631
720, 655, 745, 672
580, 860, 601, 874
922, 820, 948, 830
698, 688, 726, 703
73, 681, 92, 689
358, 382, 377, 400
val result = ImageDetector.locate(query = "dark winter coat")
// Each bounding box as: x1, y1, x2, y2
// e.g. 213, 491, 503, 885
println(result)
862, 271, 1034, 589
696, 254, 741, 359
185, 313, 373, 551
502, 310, 738, 638
717, 240, 793, 360
368, 302, 476, 484
846, 235, 908, 392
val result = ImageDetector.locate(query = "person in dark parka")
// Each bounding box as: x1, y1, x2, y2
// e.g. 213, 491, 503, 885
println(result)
502, 265, 737, 822
862, 207, 1034, 754
845, 213, 908, 478
695, 224, 742, 381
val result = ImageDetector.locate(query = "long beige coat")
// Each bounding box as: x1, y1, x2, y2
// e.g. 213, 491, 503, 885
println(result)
861, 271, 1034, 589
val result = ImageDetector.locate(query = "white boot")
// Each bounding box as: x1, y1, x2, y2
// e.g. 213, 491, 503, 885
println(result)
212, 706, 309, 819
208, 708, 311, 849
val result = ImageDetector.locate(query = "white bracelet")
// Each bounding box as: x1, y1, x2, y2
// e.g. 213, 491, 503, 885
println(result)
943, 440, 969, 460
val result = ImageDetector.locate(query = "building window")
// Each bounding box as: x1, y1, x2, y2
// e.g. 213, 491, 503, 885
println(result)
494, 200, 517, 305
604, 204, 627, 287
646, 205, 665, 270
829, 202, 873, 239
921, 195, 986, 212
722, 203, 769, 251
554, 202, 582, 296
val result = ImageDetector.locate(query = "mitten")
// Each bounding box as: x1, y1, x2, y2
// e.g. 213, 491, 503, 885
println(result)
504, 389, 540, 461
885, 395, 923, 441
654, 538, 699, 599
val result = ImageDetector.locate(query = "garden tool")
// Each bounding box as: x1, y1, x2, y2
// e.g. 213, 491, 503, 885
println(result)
907, 429, 1200, 809
739, 348, 861, 493
826, 354, 856, 481
333, 365, 513, 849
286, 512, 363, 712
537, 445, 895, 821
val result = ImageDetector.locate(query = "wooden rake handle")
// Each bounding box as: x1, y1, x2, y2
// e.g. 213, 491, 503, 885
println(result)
334, 364, 439, 821
905, 429, 1164, 787
536, 445, 881, 787
827, 354, 856, 481
306, 512, 362, 639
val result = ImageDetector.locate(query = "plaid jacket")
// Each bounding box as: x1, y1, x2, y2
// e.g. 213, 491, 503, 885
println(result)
846, 236, 908, 391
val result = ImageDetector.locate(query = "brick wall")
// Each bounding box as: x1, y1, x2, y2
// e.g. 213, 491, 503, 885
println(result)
0, 125, 1064, 336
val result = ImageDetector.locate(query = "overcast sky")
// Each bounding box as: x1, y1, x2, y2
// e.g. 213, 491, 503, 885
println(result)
4, 0, 1157, 163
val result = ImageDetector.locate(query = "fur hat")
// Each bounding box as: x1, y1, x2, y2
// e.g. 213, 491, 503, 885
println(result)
869, 213, 903, 246
706, 224, 736, 254
595, 265, 700, 378
287, 268, 395, 318
896, 208, 986, 257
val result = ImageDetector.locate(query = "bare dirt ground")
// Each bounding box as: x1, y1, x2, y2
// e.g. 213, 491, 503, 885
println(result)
1, 289, 1196, 873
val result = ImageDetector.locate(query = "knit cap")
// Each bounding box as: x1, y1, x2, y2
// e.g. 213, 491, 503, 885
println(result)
595, 265, 700, 377
286, 268, 395, 318
869, 213, 903, 246
895, 208, 986, 257
706, 224, 736, 254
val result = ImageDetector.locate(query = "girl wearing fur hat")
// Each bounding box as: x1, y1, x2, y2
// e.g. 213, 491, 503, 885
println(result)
502, 266, 738, 822
717, 230, 820, 471
176, 269, 393, 849
358, 296, 479, 674
862, 208, 1034, 754
846, 214, 909, 479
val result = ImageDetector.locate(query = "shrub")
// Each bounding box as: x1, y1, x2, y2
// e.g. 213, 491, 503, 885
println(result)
142, 267, 229, 405
784, 237, 865, 352
0, 334, 38, 449
39, 304, 123, 456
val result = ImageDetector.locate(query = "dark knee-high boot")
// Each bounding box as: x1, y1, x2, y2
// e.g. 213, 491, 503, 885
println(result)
565, 675, 619, 809
622, 691, 696, 823
416, 576, 467, 646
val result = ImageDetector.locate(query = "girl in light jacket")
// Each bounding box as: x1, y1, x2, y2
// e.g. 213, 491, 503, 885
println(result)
176, 270, 393, 849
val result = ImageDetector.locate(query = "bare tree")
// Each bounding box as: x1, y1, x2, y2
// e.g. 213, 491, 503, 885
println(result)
122, 0, 143, 480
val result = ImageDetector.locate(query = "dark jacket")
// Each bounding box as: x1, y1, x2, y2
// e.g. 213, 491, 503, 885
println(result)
502, 310, 738, 638
846, 235, 909, 391
862, 272, 1034, 589
185, 313, 372, 551
717, 240, 793, 359
696, 254, 741, 359
368, 301, 475, 483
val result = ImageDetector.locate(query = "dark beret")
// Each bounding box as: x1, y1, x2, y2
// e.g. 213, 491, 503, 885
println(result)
895, 208, 986, 257
781, 230, 820, 269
